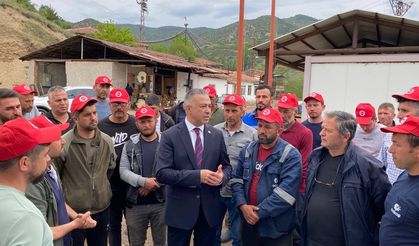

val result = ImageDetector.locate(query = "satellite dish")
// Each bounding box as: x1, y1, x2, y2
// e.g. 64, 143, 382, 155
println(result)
137, 71, 147, 84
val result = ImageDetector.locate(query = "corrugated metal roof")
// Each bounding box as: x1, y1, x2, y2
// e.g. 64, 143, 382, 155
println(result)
252, 9, 419, 71
20, 35, 228, 75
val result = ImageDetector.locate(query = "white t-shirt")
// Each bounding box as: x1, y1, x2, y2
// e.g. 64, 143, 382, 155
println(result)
353, 123, 384, 159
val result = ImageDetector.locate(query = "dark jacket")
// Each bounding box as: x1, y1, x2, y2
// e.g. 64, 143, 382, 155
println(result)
231, 139, 302, 239
301, 143, 391, 246
156, 122, 231, 230
165, 101, 186, 124
119, 134, 165, 205
160, 111, 175, 132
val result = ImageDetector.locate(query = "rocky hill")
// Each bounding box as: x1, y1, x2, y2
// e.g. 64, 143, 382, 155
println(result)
0, 1, 70, 87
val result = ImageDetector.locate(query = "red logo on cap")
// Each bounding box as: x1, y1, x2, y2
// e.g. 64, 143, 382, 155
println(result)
281, 96, 288, 102
229, 95, 236, 101
205, 88, 210, 93
359, 110, 366, 117
310, 92, 317, 97
263, 109, 271, 116
115, 91, 122, 97
140, 108, 148, 114
103, 77, 109, 82
24, 85, 30, 90
79, 96, 88, 102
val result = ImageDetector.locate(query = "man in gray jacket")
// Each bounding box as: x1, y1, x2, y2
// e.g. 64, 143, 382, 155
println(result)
120, 105, 165, 246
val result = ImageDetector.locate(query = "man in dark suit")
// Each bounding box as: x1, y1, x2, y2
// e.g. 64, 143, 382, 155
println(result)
156, 88, 232, 246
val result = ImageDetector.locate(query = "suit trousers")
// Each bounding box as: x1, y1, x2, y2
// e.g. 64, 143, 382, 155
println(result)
168, 205, 217, 246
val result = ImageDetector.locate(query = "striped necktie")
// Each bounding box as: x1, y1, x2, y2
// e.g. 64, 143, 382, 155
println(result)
193, 128, 203, 168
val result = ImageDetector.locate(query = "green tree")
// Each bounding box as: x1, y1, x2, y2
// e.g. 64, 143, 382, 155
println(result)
94, 21, 137, 46
38, 5, 59, 21
168, 36, 197, 60
11, 0, 36, 11
148, 36, 197, 60
149, 44, 169, 53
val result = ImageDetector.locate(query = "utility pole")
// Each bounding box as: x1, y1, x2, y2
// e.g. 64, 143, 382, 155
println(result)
389, 0, 414, 16
137, 0, 148, 41
184, 16, 188, 44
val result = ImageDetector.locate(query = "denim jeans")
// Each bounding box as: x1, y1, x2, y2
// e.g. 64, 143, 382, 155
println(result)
126, 203, 166, 246
215, 196, 241, 246
71, 206, 110, 246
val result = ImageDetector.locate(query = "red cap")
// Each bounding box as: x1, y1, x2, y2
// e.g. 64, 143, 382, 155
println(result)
255, 108, 283, 125
135, 105, 155, 119
30, 115, 69, 132
12, 84, 35, 95
381, 115, 419, 137
70, 94, 98, 115
110, 88, 129, 103
223, 94, 245, 106
304, 92, 324, 104
392, 86, 419, 102
95, 75, 112, 85
0, 118, 63, 161
203, 85, 217, 97
277, 93, 298, 109
355, 103, 375, 125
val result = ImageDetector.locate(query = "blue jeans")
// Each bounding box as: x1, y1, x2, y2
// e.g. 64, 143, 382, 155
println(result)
215, 196, 241, 246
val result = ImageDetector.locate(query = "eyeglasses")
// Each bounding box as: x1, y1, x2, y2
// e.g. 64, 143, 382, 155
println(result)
314, 159, 343, 187
111, 102, 128, 107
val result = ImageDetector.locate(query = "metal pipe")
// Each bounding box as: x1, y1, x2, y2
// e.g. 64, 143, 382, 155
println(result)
267, 0, 276, 86
236, 0, 245, 95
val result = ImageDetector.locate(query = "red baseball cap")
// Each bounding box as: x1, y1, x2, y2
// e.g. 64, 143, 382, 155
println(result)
381, 115, 419, 137
135, 105, 155, 119
110, 88, 129, 103
223, 94, 245, 106
12, 84, 35, 95
203, 85, 217, 97
277, 93, 298, 109
0, 118, 63, 161
355, 103, 375, 125
95, 75, 112, 85
255, 108, 283, 125
392, 86, 419, 102
70, 94, 98, 115
30, 115, 69, 132
304, 92, 324, 104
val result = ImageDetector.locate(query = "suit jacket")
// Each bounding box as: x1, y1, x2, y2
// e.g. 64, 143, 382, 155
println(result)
156, 121, 231, 230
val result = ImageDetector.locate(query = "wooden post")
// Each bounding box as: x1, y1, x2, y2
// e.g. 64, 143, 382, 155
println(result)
267, 0, 276, 86
236, 0, 245, 95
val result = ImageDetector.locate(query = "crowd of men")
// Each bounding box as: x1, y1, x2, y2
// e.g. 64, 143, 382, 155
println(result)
0, 76, 418, 246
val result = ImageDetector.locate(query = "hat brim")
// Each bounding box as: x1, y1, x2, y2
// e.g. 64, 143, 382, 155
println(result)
392, 94, 418, 102
136, 114, 155, 119
304, 96, 323, 103
277, 103, 297, 109
222, 101, 243, 106
110, 98, 129, 103
381, 126, 410, 135
356, 116, 372, 125
37, 125, 65, 144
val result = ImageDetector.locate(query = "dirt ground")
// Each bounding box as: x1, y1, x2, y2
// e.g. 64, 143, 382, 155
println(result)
119, 218, 232, 246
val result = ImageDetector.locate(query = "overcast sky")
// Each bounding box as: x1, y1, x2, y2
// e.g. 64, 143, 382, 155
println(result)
30, 0, 419, 28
